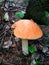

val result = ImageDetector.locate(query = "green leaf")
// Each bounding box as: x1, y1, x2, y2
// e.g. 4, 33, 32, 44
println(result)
40, 11, 49, 25
34, 61, 40, 65
44, 11, 49, 16
28, 45, 36, 53
15, 11, 25, 18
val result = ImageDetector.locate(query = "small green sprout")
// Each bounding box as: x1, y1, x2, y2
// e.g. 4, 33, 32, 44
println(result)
44, 11, 49, 16
15, 11, 25, 18
34, 61, 40, 65
28, 45, 37, 53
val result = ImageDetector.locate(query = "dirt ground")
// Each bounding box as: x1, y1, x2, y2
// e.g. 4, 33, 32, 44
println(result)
0, 2, 49, 65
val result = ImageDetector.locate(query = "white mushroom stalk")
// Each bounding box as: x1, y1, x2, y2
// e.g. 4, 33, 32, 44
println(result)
22, 39, 28, 55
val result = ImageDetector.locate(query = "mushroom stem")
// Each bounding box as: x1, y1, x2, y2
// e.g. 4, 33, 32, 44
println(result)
22, 39, 28, 55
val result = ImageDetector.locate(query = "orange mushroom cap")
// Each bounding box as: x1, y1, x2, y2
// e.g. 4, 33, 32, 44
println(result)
12, 19, 43, 40
11, 21, 18, 29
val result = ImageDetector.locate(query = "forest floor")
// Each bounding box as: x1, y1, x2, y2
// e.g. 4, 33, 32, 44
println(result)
0, 2, 49, 65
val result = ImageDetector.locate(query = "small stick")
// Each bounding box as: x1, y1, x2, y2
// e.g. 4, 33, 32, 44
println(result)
0, 31, 6, 50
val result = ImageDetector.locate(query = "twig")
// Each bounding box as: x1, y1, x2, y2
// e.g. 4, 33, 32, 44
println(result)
3, 59, 14, 65
0, 31, 6, 50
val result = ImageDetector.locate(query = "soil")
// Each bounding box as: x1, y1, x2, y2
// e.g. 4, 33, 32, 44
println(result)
0, 2, 49, 65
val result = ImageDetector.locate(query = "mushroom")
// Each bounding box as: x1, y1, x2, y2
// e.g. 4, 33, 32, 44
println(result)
12, 19, 43, 55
